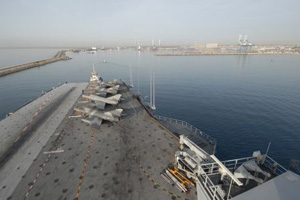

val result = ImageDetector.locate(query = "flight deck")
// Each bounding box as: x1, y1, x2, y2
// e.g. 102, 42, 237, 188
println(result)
0, 81, 200, 200
1, 71, 299, 200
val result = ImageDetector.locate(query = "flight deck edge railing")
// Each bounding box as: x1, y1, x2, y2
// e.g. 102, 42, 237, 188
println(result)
200, 155, 288, 176
154, 115, 217, 153
197, 155, 288, 200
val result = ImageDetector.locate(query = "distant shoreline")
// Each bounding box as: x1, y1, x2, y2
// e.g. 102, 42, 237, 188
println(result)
156, 53, 300, 56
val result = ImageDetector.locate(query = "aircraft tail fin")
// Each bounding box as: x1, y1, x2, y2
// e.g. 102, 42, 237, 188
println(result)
109, 109, 123, 117
107, 94, 121, 101
113, 85, 120, 90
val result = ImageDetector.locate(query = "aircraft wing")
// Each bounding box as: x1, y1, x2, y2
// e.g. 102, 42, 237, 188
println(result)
107, 88, 118, 95
83, 94, 119, 105
95, 101, 106, 109
91, 118, 103, 129
107, 94, 122, 102
96, 92, 107, 97
81, 117, 103, 129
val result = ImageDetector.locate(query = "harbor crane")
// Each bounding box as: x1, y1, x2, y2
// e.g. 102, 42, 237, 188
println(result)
238, 35, 253, 52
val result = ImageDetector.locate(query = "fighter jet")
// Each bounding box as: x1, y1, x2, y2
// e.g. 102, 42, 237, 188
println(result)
74, 107, 123, 129
82, 94, 122, 109
74, 107, 123, 122
87, 81, 120, 95
100, 79, 122, 87
96, 85, 120, 96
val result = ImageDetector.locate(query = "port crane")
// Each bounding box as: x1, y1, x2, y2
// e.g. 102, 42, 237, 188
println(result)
238, 35, 253, 52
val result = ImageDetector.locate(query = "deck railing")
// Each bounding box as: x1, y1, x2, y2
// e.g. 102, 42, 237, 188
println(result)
197, 173, 224, 200
264, 155, 288, 175
154, 115, 217, 145
201, 155, 287, 175
198, 155, 288, 200
289, 160, 300, 174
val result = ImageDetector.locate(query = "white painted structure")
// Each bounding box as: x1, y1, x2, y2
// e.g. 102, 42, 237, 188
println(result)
90, 65, 100, 82
149, 72, 156, 110
175, 134, 300, 200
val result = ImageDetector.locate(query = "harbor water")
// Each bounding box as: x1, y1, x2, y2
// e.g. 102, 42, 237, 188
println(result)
0, 49, 299, 167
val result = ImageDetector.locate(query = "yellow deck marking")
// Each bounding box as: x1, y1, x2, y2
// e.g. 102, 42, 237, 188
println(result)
131, 153, 186, 200
75, 128, 96, 200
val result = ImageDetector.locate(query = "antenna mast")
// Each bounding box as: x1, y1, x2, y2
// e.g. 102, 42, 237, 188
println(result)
153, 72, 156, 109
129, 64, 134, 87
150, 72, 152, 107
149, 72, 156, 110
137, 67, 140, 94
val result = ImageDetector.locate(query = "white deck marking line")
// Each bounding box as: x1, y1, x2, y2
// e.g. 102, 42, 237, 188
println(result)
23, 154, 52, 200
14, 89, 56, 143
23, 113, 68, 200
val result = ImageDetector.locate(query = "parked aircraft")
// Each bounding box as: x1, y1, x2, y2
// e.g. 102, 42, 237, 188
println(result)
82, 94, 122, 109
96, 85, 120, 96
74, 107, 123, 122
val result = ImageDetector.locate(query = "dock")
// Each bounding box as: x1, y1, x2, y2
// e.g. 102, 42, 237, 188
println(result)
0, 50, 71, 78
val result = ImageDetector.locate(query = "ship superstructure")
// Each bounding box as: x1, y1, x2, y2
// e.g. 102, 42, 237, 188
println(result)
156, 117, 300, 200
89, 65, 100, 82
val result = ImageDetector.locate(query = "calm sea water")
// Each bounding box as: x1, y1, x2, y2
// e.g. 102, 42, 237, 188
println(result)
0, 49, 299, 167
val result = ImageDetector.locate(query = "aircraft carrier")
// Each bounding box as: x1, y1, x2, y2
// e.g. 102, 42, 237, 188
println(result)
0, 70, 299, 200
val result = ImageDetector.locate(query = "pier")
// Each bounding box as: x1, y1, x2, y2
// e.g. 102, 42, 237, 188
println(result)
0, 50, 71, 78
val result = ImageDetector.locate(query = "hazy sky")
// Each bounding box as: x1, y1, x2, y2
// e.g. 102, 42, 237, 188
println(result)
0, 0, 299, 47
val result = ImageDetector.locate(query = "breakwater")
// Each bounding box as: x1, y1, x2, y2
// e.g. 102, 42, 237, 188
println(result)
0, 50, 71, 77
